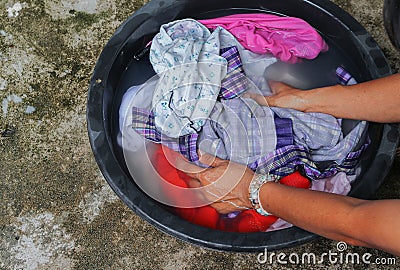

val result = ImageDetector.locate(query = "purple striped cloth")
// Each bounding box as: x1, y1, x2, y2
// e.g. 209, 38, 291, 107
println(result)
131, 106, 292, 163
130, 53, 366, 180
274, 115, 294, 148
132, 107, 199, 161
249, 141, 368, 180
247, 66, 367, 179
219, 46, 249, 99
336, 66, 357, 85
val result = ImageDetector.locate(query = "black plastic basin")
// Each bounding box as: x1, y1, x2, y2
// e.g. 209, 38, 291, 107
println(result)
87, 0, 400, 252
384, 0, 400, 50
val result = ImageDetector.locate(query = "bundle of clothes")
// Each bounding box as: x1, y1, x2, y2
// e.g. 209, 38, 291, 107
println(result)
119, 14, 369, 232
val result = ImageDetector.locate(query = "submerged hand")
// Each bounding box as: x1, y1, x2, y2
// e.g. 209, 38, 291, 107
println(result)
174, 151, 255, 214
243, 81, 309, 111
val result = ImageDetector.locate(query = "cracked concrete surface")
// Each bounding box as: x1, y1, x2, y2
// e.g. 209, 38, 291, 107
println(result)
0, 0, 399, 269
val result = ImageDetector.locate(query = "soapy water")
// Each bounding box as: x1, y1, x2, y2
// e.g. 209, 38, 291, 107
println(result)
118, 65, 275, 208
111, 34, 364, 209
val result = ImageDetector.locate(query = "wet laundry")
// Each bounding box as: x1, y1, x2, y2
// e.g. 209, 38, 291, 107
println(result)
199, 13, 329, 62
149, 19, 227, 138
125, 18, 366, 179
149, 18, 278, 137
119, 16, 369, 223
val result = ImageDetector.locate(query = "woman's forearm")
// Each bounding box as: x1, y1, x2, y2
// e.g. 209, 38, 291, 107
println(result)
181, 151, 400, 255
300, 73, 400, 122
259, 182, 400, 255
259, 182, 365, 243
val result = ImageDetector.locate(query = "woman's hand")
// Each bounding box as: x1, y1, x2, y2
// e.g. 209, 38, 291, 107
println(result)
174, 151, 255, 214
243, 81, 309, 111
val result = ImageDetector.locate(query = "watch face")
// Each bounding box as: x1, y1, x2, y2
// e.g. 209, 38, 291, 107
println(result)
384, 0, 400, 51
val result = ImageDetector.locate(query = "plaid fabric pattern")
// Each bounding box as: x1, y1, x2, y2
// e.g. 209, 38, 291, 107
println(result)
131, 107, 199, 161
131, 102, 286, 164
336, 66, 357, 85
130, 46, 264, 162
271, 66, 367, 163
177, 134, 199, 162
199, 98, 279, 165
271, 108, 343, 154
274, 115, 294, 148
219, 46, 249, 99
221, 46, 242, 71
251, 66, 368, 178
130, 107, 159, 142
251, 142, 367, 180
131, 61, 366, 180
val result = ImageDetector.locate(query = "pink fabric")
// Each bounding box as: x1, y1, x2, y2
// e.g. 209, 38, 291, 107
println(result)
199, 14, 329, 63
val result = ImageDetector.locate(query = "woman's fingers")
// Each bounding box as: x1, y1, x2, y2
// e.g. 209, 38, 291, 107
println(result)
187, 179, 201, 188
209, 201, 233, 214
242, 92, 270, 106
242, 81, 294, 107
162, 145, 205, 177
210, 200, 249, 214
268, 80, 293, 94
174, 157, 205, 176
186, 179, 214, 204
198, 152, 228, 167
244, 81, 306, 111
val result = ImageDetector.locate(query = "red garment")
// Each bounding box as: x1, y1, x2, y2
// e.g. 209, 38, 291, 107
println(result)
153, 146, 310, 232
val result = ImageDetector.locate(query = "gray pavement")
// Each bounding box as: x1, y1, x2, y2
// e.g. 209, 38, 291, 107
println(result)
0, 0, 399, 269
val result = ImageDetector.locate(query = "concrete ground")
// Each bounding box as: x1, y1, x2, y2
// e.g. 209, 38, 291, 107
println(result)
0, 0, 399, 269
